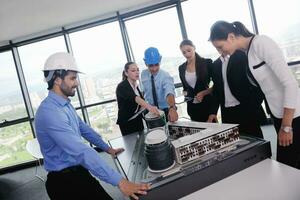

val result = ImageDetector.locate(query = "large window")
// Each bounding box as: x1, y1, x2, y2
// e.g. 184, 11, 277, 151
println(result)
17, 37, 72, 111
0, 52, 34, 168
70, 22, 127, 139
0, 122, 34, 168
87, 102, 120, 141
125, 8, 185, 84
0, 51, 27, 121
181, 0, 252, 60
70, 22, 127, 105
253, 0, 300, 62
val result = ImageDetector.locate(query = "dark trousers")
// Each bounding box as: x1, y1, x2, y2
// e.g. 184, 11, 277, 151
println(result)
46, 165, 113, 200
273, 116, 300, 169
221, 105, 264, 138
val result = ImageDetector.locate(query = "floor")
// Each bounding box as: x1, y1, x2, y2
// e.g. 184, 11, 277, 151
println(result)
0, 125, 277, 200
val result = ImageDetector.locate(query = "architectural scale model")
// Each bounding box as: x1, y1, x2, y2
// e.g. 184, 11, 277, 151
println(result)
168, 121, 239, 164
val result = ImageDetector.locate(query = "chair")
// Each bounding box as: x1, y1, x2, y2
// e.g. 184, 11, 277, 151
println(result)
26, 138, 45, 181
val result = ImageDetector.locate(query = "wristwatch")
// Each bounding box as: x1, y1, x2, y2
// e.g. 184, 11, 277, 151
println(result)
281, 126, 293, 133
169, 105, 177, 111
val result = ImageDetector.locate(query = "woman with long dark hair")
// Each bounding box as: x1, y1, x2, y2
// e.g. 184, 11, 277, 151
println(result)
209, 20, 300, 169
116, 62, 159, 135
178, 39, 214, 122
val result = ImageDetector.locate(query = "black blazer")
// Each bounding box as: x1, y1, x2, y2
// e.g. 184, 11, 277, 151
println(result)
178, 53, 213, 99
178, 53, 214, 121
116, 79, 143, 125
211, 50, 265, 117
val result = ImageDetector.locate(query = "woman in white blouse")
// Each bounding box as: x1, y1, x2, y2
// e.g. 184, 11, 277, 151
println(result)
178, 39, 214, 122
209, 20, 300, 169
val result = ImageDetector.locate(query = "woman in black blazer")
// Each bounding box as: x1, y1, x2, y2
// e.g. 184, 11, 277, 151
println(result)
116, 62, 159, 135
208, 50, 267, 138
178, 39, 214, 122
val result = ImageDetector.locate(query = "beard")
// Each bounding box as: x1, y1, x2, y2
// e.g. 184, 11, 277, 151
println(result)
60, 82, 76, 97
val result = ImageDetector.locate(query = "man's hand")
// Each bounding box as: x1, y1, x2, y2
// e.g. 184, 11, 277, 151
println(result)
107, 147, 124, 157
207, 114, 218, 123
118, 179, 150, 200
168, 108, 178, 122
278, 130, 293, 147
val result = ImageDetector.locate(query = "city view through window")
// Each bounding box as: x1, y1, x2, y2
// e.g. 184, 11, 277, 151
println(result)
0, 0, 300, 169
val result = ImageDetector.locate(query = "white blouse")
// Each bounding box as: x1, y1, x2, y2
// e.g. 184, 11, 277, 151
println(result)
185, 71, 197, 89
220, 55, 240, 108
129, 81, 140, 97
247, 35, 300, 118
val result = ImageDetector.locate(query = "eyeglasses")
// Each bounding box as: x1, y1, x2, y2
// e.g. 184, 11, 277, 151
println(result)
148, 63, 159, 67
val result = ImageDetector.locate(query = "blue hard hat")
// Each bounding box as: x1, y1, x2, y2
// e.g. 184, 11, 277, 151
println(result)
143, 47, 162, 65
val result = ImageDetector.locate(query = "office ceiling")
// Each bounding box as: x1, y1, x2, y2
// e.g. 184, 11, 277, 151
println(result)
0, 0, 168, 45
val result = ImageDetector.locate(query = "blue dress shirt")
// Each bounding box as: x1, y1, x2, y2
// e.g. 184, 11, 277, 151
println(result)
35, 91, 122, 186
141, 69, 175, 109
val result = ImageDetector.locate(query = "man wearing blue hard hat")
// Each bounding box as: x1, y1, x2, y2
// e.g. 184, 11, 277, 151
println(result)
141, 47, 178, 122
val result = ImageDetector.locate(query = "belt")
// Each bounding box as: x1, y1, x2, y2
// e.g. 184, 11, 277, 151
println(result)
49, 165, 84, 175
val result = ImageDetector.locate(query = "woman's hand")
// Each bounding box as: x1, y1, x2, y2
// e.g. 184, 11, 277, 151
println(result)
195, 91, 206, 102
279, 108, 295, 147
146, 105, 160, 116
278, 130, 293, 147
118, 179, 151, 200
207, 114, 218, 123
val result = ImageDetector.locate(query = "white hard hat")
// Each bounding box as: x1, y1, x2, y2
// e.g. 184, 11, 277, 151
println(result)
43, 52, 82, 82
44, 52, 81, 72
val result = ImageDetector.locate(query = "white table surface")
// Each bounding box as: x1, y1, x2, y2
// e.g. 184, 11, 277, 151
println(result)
180, 159, 300, 200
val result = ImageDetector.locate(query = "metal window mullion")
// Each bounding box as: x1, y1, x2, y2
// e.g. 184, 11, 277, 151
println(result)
118, 12, 132, 62
11, 46, 36, 136
63, 31, 90, 125
123, 20, 135, 62
248, 0, 259, 34
176, 0, 188, 40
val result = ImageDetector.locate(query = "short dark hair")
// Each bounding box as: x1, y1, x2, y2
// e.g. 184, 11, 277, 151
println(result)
209, 20, 254, 41
44, 70, 69, 90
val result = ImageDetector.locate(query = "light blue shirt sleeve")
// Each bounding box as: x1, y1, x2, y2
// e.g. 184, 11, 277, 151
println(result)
161, 71, 176, 99
35, 94, 122, 186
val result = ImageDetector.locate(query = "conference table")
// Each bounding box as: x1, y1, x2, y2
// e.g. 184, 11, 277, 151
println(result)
180, 158, 300, 200
109, 132, 300, 200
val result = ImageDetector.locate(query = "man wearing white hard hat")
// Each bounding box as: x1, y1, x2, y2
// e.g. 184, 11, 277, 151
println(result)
35, 52, 150, 199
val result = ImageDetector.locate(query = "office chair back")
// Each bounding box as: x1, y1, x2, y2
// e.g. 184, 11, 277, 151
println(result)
26, 138, 45, 181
